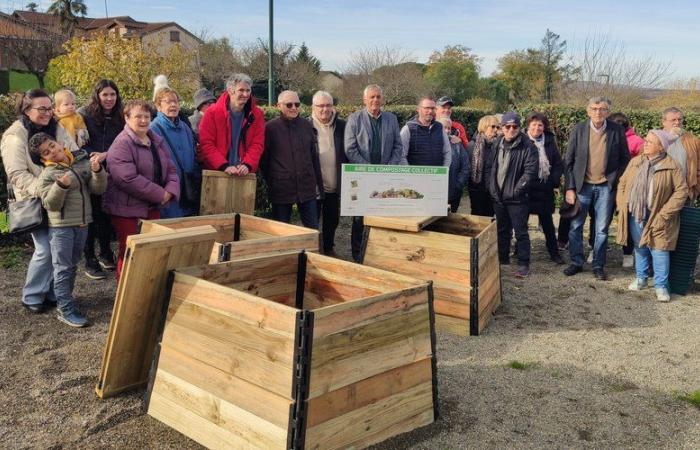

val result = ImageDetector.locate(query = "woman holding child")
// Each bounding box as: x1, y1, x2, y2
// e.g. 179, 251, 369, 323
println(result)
0, 89, 77, 313
102, 99, 180, 280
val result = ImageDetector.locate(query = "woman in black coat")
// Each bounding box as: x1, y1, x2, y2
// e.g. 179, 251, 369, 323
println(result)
526, 112, 565, 264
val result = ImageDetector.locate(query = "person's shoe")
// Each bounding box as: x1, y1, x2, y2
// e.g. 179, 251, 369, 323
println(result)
57, 309, 89, 328
563, 264, 583, 276
586, 252, 594, 264
622, 255, 634, 268
628, 278, 648, 291
592, 268, 609, 281
43, 297, 57, 308
22, 302, 45, 314
655, 287, 671, 302
514, 266, 530, 278
85, 258, 107, 280
98, 251, 116, 270
551, 253, 565, 265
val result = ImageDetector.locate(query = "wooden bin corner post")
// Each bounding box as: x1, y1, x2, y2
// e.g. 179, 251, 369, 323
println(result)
146, 251, 438, 450
200, 170, 257, 216
95, 225, 217, 399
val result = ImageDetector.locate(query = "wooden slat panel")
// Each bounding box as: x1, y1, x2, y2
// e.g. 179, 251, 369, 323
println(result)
162, 321, 294, 398
229, 233, 319, 259
96, 226, 216, 399
156, 345, 292, 428
140, 213, 237, 243
200, 170, 256, 215
425, 213, 489, 237
367, 226, 472, 253
305, 276, 382, 303
363, 251, 470, 286
305, 382, 434, 450
306, 358, 433, 427
435, 314, 468, 336
177, 252, 299, 287
227, 274, 297, 300
363, 215, 442, 232
434, 299, 469, 319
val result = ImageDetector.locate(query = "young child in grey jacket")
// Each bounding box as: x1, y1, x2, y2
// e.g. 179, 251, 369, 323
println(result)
29, 132, 107, 327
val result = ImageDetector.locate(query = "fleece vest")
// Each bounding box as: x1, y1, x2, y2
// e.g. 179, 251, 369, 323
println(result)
407, 121, 444, 166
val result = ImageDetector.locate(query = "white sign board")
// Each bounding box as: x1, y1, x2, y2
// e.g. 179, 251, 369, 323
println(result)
340, 164, 449, 217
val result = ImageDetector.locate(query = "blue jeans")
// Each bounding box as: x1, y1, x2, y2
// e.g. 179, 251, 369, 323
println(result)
22, 227, 54, 307
271, 199, 319, 229
628, 216, 670, 289
50, 227, 88, 313
569, 183, 614, 268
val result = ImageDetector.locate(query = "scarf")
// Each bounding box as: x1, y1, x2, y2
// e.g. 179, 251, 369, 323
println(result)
528, 133, 551, 182
21, 116, 58, 141
43, 148, 75, 167
496, 134, 523, 190
471, 133, 493, 184
628, 152, 666, 222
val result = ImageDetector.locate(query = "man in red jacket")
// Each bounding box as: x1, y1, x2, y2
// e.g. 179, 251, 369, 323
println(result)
198, 73, 265, 176
436, 96, 469, 148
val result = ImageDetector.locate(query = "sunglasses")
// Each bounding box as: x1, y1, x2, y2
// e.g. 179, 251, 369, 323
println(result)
503, 124, 519, 130
284, 102, 301, 109
489, 125, 501, 129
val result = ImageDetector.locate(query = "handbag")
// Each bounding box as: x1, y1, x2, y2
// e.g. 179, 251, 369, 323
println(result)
155, 123, 201, 208
6, 184, 46, 234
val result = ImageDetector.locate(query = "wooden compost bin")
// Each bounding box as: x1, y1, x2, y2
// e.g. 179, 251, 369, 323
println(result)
200, 170, 257, 215
139, 213, 319, 263
146, 251, 438, 450
361, 213, 501, 336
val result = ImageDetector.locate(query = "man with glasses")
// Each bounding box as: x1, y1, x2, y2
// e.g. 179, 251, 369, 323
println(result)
199, 73, 265, 176
400, 96, 452, 167
563, 97, 630, 280
310, 91, 347, 256
344, 84, 405, 261
261, 90, 322, 229
487, 112, 538, 278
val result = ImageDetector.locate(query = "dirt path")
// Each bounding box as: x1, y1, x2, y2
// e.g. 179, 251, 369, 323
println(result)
1, 207, 698, 449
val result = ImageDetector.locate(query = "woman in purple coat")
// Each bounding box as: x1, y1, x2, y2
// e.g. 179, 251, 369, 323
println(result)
103, 100, 179, 280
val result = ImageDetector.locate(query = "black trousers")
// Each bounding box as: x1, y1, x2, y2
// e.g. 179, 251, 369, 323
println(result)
84, 194, 112, 259
536, 212, 559, 257
468, 188, 494, 217
494, 202, 530, 266
317, 193, 340, 253
351, 216, 364, 262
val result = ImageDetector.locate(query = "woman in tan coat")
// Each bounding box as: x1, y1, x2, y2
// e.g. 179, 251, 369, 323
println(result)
616, 130, 688, 302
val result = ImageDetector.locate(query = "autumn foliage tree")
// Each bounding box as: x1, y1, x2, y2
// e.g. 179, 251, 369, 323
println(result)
49, 32, 198, 101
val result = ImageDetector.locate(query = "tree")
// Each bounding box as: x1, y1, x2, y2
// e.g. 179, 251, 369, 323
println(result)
47, 0, 87, 35
424, 45, 481, 104
25, 2, 39, 12
197, 36, 244, 93
50, 33, 199, 100
293, 42, 321, 73
540, 29, 575, 103
495, 48, 546, 104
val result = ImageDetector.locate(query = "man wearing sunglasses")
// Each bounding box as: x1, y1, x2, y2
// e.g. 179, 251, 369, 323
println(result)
487, 112, 539, 278
563, 97, 630, 280
261, 90, 322, 229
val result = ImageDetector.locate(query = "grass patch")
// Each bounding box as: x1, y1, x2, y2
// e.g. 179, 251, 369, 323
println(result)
676, 390, 700, 408
9, 70, 40, 92
0, 211, 8, 233
0, 245, 23, 269
507, 360, 536, 370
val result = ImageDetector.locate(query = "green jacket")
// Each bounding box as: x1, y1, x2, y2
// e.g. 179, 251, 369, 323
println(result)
38, 149, 108, 227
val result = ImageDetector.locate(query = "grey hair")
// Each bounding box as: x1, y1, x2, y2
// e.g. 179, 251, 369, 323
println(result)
587, 96, 612, 108
312, 90, 334, 105
437, 116, 452, 128
662, 107, 683, 120
225, 73, 253, 90
363, 84, 383, 98
277, 90, 298, 103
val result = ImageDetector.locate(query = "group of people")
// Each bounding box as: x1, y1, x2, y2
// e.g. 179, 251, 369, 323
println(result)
2, 73, 699, 328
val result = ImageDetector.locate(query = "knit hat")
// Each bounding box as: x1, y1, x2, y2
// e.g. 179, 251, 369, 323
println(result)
152, 74, 169, 101
501, 111, 521, 127
650, 129, 678, 150
193, 88, 216, 110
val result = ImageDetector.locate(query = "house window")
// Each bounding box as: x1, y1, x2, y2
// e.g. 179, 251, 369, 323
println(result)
170, 31, 180, 42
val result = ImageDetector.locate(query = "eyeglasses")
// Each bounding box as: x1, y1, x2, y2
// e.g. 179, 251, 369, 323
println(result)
489, 125, 501, 129
31, 106, 53, 114
313, 103, 333, 108
284, 102, 301, 109
503, 124, 519, 130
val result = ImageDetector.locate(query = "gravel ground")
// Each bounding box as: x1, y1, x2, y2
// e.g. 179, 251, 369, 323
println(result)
1, 199, 698, 449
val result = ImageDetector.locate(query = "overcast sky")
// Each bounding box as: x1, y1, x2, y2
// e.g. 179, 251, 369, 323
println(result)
10, 0, 700, 82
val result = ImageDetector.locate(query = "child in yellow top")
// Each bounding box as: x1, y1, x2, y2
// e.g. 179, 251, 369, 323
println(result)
54, 89, 89, 148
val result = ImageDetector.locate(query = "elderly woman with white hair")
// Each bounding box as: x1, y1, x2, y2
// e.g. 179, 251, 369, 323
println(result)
310, 90, 347, 256
616, 129, 688, 302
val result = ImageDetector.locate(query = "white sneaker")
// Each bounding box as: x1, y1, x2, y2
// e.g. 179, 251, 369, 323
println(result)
586, 252, 594, 264
655, 287, 671, 302
622, 255, 634, 268
628, 278, 648, 291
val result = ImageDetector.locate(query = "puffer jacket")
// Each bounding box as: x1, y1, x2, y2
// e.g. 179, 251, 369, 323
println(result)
487, 133, 539, 205
103, 126, 180, 218
1, 120, 77, 201
78, 106, 124, 155
38, 149, 107, 227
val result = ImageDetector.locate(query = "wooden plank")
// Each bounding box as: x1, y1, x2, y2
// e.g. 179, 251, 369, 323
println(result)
306, 358, 433, 427
305, 276, 382, 303
162, 321, 294, 398
156, 345, 292, 428
363, 215, 442, 232
240, 213, 317, 237
169, 273, 299, 335
363, 251, 470, 286
425, 213, 490, 237
177, 252, 299, 287
200, 170, 257, 215
229, 233, 319, 259
305, 382, 434, 450
140, 213, 237, 242
227, 274, 297, 300
435, 314, 468, 336
434, 299, 469, 319
96, 226, 216, 399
